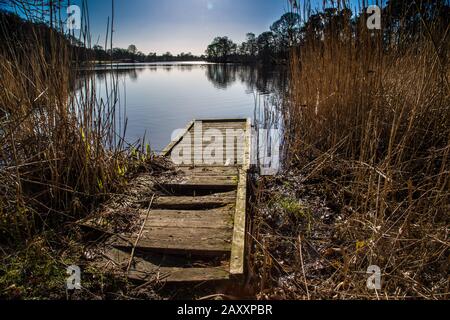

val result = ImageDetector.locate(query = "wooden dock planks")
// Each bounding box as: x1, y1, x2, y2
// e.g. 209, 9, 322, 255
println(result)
97, 247, 230, 283
94, 119, 251, 283
141, 209, 234, 229
151, 194, 236, 210
163, 119, 248, 166
111, 226, 233, 255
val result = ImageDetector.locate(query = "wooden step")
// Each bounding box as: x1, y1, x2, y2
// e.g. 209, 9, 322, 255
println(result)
129, 267, 230, 283
158, 175, 238, 195
98, 247, 230, 283
167, 175, 238, 185
139, 209, 234, 229
84, 119, 251, 285
110, 226, 233, 256
151, 194, 235, 210
176, 166, 239, 177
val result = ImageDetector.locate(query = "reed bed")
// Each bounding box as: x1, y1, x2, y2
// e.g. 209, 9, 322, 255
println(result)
0, 8, 130, 244
251, 1, 449, 299
288, 2, 449, 299
0, 3, 150, 299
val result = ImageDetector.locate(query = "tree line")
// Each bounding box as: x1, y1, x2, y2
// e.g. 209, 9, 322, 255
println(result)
0, 9, 204, 64
205, 0, 450, 64
2, 0, 448, 65
91, 44, 204, 63
205, 12, 300, 64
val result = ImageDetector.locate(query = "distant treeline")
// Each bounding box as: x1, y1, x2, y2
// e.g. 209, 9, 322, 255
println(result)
0, 9, 204, 63
2, 0, 449, 66
205, 1, 450, 64
91, 45, 204, 63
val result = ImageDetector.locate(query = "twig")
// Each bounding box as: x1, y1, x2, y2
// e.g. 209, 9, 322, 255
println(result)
33, 87, 48, 102
249, 233, 307, 295
198, 294, 237, 301
134, 271, 171, 291
298, 235, 310, 300
126, 194, 155, 274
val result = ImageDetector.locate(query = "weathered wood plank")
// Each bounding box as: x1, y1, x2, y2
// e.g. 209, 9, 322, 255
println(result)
140, 209, 234, 229
164, 119, 248, 165
151, 194, 235, 210
244, 118, 252, 170
197, 119, 247, 123
159, 175, 238, 194
111, 226, 233, 255
190, 138, 245, 143
98, 247, 230, 283
195, 126, 246, 131
162, 120, 195, 156
136, 119, 251, 280
228, 118, 251, 276
176, 166, 239, 176
129, 267, 230, 283
159, 184, 237, 195
229, 169, 248, 276
173, 176, 238, 183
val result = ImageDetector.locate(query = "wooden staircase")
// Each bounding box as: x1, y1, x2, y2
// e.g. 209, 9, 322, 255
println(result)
90, 119, 251, 283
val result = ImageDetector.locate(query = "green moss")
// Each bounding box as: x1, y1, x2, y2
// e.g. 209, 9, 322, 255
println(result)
0, 239, 69, 299
278, 197, 309, 218
277, 196, 313, 235
0, 235, 137, 300
282, 181, 292, 188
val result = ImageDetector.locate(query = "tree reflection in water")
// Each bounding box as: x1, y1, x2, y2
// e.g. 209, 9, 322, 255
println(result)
80, 63, 287, 96
205, 64, 287, 95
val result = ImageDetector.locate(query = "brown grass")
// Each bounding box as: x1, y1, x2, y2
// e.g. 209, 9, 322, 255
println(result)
251, 1, 449, 300
0, 2, 154, 298
0, 4, 131, 244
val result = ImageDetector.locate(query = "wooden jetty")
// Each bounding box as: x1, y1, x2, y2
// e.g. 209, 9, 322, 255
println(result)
89, 119, 251, 283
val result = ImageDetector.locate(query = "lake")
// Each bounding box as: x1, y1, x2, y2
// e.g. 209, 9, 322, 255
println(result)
91, 62, 286, 153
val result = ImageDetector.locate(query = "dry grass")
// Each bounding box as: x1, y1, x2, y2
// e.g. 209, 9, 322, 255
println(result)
251, 1, 449, 300
0, 8, 129, 243
288, 2, 449, 299
0, 2, 151, 298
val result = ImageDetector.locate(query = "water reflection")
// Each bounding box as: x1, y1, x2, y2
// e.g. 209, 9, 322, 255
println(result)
205, 64, 238, 89
205, 64, 287, 95
79, 62, 286, 153
82, 66, 145, 83
85, 63, 287, 95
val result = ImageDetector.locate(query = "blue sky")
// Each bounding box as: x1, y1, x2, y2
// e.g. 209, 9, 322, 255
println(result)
84, 0, 296, 55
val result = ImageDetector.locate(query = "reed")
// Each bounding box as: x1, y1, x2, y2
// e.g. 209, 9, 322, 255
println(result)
0, 2, 130, 244
282, 0, 449, 298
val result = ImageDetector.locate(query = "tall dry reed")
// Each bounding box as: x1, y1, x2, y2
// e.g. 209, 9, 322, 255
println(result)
0, 2, 128, 244
285, 0, 449, 298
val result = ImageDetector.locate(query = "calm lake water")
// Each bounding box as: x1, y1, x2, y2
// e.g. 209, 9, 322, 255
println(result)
91, 62, 286, 153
